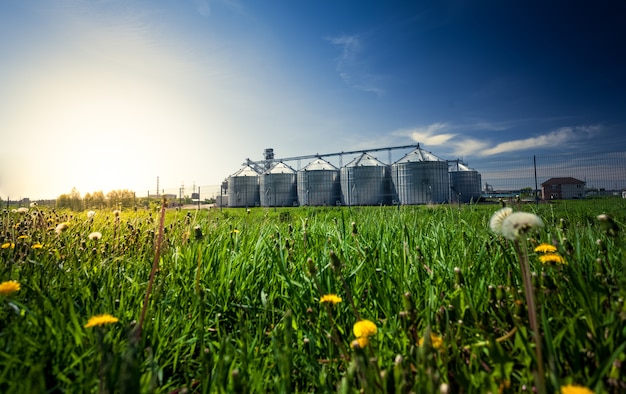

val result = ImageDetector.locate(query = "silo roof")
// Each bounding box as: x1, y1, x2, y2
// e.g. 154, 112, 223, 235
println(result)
230, 165, 259, 177
344, 153, 387, 167
449, 162, 475, 172
395, 147, 445, 163
265, 162, 296, 174
302, 158, 338, 171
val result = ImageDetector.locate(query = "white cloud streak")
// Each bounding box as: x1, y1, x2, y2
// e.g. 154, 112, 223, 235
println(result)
392, 123, 601, 157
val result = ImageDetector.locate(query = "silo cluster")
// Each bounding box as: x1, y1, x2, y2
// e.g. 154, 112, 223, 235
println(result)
223, 146, 482, 207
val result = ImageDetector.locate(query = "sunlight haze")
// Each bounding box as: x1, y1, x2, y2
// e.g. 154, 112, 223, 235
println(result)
1, 0, 624, 200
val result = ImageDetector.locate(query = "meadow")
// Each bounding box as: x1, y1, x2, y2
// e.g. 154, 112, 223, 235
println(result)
1, 199, 624, 393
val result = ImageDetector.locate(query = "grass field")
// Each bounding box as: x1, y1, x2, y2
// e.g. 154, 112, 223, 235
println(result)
1, 199, 625, 393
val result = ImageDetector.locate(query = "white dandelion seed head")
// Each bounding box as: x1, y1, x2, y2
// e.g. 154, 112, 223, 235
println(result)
30, 202, 38, 208
55, 222, 69, 234
500, 212, 544, 241
87, 210, 96, 219
489, 207, 513, 235
16, 207, 29, 214
88, 231, 102, 240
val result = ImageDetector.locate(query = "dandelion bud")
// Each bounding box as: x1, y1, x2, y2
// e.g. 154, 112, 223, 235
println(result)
307, 258, 317, 275
454, 267, 464, 287
329, 250, 342, 271
394, 354, 403, 366
194, 225, 203, 240
488, 285, 496, 303
597, 213, 619, 237
351, 221, 358, 236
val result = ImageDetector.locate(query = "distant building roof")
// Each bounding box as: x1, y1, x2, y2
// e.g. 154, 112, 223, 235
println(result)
541, 177, 585, 186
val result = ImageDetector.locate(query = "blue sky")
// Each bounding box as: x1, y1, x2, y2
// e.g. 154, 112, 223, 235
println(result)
1, 0, 625, 199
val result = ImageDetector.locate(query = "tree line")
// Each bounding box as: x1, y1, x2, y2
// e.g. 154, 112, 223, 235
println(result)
56, 188, 138, 211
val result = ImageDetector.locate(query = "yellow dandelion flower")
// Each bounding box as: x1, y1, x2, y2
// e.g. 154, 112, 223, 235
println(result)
231, 229, 240, 234
419, 333, 444, 350
539, 253, 567, 265
0, 280, 21, 296
17, 235, 29, 240
560, 384, 594, 394
1, 242, 15, 249
31, 243, 43, 249
84, 314, 119, 328
353, 319, 377, 338
534, 243, 557, 253
350, 336, 369, 349
320, 294, 342, 305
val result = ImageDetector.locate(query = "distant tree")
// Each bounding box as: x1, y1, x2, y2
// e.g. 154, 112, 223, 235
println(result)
56, 188, 83, 211
106, 189, 136, 209
92, 191, 106, 209
56, 194, 70, 209
520, 187, 533, 198
83, 192, 92, 209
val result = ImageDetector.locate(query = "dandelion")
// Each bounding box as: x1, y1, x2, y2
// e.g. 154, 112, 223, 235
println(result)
353, 319, 377, 338
489, 207, 513, 235
88, 232, 102, 241
30, 202, 38, 208
55, 222, 69, 234
87, 210, 96, 219
84, 314, 119, 328
1, 242, 15, 249
419, 333, 444, 350
500, 212, 544, 241
113, 210, 121, 217
0, 280, 21, 296
350, 336, 369, 349
488, 208, 546, 394
320, 294, 342, 305
16, 207, 29, 214
539, 253, 566, 265
534, 243, 557, 253
560, 384, 594, 394
17, 235, 29, 240
231, 229, 240, 234
31, 243, 43, 249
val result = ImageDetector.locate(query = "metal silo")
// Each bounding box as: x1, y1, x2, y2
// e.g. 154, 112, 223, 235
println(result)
297, 158, 340, 206
260, 162, 298, 207
227, 165, 260, 207
391, 146, 449, 204
340, 153, 390, 206
449, 161, 482, 203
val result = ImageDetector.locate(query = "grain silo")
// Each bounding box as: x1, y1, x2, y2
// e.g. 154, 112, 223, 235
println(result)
449, 161, 482, 203
391, 146, 449, 204
260, 162, 298, 207
297, 158, 340, 206
227, 165, 260, 207
340, 153, 390, 206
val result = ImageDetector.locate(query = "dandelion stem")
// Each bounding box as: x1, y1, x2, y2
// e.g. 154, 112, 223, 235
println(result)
514, 239, 546, 394
135, 198, 166, 342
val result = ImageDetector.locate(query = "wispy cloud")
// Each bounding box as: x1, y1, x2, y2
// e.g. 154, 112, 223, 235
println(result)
394, 123, 457, 145
392, 122, 601, 157
480, 125, 600, 156
327, 33, 384, 96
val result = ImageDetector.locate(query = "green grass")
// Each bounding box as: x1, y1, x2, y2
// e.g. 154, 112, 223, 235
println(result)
1, 200, 625, 393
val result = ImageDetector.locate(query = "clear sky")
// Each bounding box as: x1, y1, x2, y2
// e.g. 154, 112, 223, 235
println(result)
1, 0, 625, 199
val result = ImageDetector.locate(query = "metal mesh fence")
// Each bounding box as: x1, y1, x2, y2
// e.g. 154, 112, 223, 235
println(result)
148, 150, 626, 208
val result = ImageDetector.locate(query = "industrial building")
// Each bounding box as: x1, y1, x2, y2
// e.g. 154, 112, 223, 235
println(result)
221, 145, 483, 207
